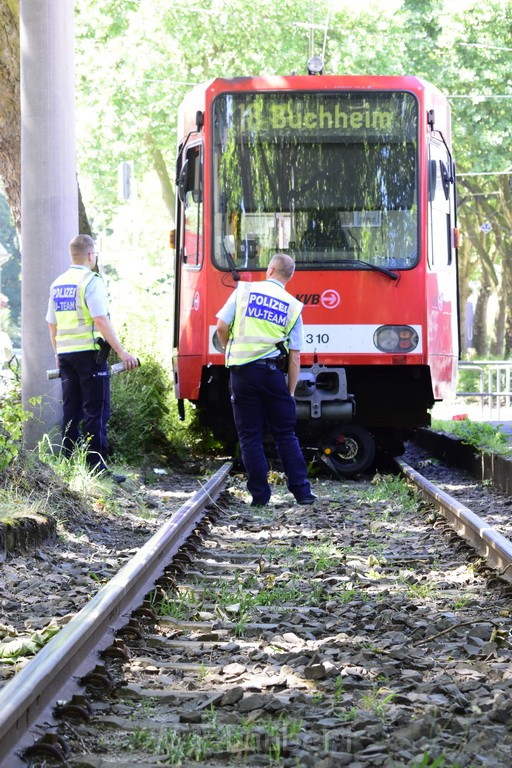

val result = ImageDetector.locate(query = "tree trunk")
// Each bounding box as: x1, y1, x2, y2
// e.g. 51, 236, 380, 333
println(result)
456, 236, 473, 357
505, 300, 512, 358
0, 1, 21, 231
78, 180, 92, 235
472, 269, 492, 357
145, 131, 175, 219
491, 287, 506, 357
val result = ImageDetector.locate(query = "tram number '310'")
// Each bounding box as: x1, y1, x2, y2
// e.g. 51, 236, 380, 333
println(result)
305, 333, 330, 345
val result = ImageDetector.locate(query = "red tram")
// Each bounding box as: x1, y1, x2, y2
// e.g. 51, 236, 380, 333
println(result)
172, 66, 459, 476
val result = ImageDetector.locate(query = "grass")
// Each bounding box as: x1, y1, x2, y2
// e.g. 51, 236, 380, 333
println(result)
0, 446, 97, 524
156, 588, 198, 619
153, 565, 331, 629
356, 472, 420, 517
303, 540, 346, 571
0, 422, 155, 531
359, 686, 397, 718
431, 417, 512, 457
406, 582, 440, 600
410, 755, 472, 768
37, 433, 130, 500
125, 707, 304, 764
0, 490, 47, 524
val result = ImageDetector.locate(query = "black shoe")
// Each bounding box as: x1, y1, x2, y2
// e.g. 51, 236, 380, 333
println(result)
103, 469, 127, 484
295, 494, 318, 506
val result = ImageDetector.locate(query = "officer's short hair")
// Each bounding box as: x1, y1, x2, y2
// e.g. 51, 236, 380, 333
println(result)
70, 234, 95, 263
270, 253, 295, 281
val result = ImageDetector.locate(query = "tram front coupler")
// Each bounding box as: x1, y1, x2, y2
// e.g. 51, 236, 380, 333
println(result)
295, 363, 354, 422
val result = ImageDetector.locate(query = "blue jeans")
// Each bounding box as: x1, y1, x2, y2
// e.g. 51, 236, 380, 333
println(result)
230, 360, 311, 504
58, 351, 111, 470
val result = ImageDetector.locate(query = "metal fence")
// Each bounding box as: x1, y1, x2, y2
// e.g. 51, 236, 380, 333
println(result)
457, 361, 512, 419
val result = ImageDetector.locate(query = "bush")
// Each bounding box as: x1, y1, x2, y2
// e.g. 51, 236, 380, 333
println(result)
431, 418, 512, 456
108, 354, 192, 465
0, 380, 36, 472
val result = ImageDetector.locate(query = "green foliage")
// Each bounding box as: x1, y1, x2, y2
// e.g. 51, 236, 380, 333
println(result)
0, 1, 511, 378
360, 686, 397, 718
74, 0, 326, 232
37, 433, 119, 496
68, 0, 512, 371
108, 353, 191, 465
0, 192, 21, 341
105, 312, 222, 462
0, 448, 80, 521
410, 755, 467, 768
126, 706, 303, 763
357, 472, 419, 516
0, 381, 36, 471
431, 417, 512, 456
456, 365, 483, 395
447, 0, 512, 171
0, 620, 61, 663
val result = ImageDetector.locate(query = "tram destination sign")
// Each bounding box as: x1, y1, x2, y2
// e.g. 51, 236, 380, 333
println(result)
216, 92, 417, 142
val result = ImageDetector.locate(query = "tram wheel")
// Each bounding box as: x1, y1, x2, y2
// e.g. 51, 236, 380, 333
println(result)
321, 425, 376, 478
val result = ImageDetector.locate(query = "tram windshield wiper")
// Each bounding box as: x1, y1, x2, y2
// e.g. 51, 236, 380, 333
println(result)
221, 237, 241, 281
338, 258, 399, 281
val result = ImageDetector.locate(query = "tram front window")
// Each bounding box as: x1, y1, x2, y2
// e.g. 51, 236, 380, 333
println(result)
212, 90, 419, 272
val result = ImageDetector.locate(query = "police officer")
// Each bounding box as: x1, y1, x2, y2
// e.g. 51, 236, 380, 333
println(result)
216, 253, 316, 507
46, 234, 138, 479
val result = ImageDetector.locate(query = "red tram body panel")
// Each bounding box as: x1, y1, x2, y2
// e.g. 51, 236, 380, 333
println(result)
172, 74, 459, 475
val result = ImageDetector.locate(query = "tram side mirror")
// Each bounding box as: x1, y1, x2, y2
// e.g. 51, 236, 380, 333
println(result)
178, 159, 190, 203
178, 158, 202, 204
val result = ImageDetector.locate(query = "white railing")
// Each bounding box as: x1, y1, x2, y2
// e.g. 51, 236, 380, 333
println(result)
457, 361, 512, 419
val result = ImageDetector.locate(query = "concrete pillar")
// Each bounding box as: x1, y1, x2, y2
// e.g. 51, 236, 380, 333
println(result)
20, 0, 77, 448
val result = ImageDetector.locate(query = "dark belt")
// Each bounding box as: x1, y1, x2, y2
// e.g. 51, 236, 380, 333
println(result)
230, 358, 280, 372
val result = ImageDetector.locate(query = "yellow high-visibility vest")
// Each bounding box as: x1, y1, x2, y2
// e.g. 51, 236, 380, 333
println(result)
226, 280, 303, 367
51, 268, 101, 353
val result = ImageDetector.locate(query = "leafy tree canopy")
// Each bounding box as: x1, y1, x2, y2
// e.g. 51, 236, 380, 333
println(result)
0, 0, 511, 356
73, 0, 511, 222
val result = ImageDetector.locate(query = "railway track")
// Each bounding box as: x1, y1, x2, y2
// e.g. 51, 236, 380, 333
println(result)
2, 455, 512, 766
0, 462, 231, 768
396, 457, 512, 584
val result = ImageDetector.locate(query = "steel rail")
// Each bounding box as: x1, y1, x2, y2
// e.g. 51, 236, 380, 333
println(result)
0, 461, 232, 768
396, 457, 512, 584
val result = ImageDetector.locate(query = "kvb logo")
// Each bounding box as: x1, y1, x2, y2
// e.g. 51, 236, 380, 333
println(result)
320, 289, 341, 309
296, 290, 341, 308
296, 293, 319, 304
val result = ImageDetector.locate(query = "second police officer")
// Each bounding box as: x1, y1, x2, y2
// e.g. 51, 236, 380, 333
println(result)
216, 252, 317, 507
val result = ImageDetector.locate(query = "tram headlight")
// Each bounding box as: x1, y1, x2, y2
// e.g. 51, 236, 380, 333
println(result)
374, 325, 419, 353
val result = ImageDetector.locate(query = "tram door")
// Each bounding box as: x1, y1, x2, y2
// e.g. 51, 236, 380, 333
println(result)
175, 143, 204, 359
427, 138, 459, 391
